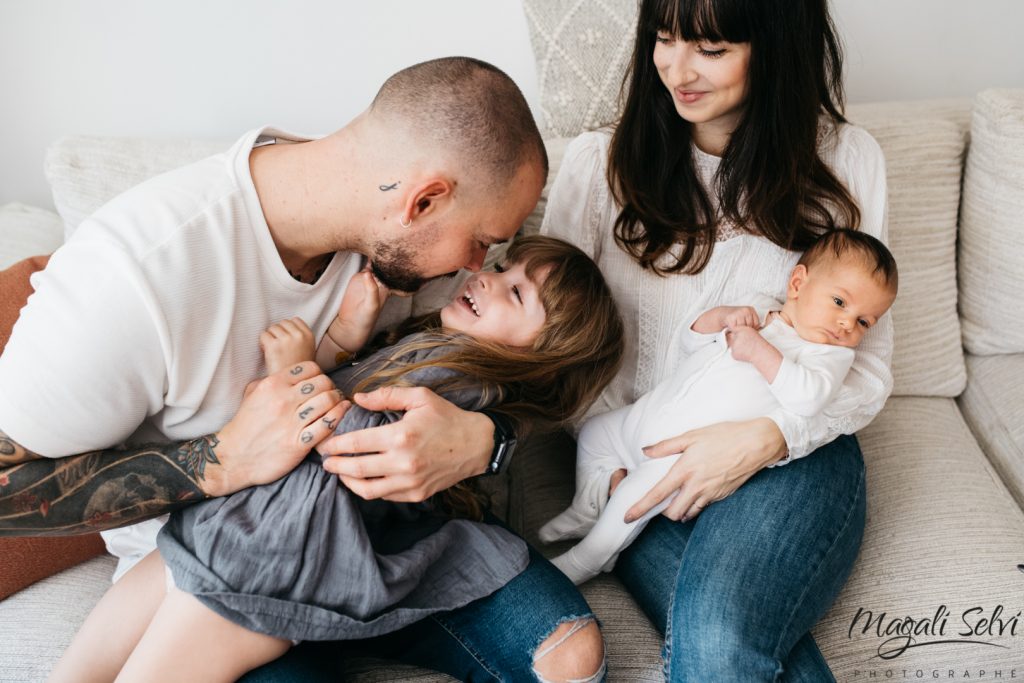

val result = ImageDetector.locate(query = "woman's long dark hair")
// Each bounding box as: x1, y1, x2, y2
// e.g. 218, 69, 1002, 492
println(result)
609, 0, 861, 275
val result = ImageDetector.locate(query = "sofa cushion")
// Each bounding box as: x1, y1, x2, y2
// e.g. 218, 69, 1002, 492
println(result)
522, 0, 637, 137
510, 429, 670, 681
0, 554, 117, 682
958, 353, 1024, 509
44, 135, 229, 239
958, 88, 1024, 354
846, 116, 968, 397
513, 398, 1024, 678
0, 254, 108, 601
814, 397, 1024, 675
0, 203, 64, 270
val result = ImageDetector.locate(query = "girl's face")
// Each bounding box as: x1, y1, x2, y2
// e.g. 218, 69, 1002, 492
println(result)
653, 31, 751, 148
440, 260, 549, 348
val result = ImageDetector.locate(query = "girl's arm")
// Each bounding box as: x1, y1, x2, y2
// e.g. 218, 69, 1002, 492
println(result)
315, 268, 390, 371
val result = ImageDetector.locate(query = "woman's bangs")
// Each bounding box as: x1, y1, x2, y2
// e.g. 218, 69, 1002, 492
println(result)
644, 0, 751, 44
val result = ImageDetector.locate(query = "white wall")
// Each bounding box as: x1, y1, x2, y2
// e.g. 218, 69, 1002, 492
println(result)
2, 0, 1022, 210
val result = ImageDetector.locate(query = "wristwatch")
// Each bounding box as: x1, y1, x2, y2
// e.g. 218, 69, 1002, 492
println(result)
479, 409, 517, 475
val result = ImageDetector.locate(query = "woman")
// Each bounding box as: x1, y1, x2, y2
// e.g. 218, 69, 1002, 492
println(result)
541, 0, 890, 679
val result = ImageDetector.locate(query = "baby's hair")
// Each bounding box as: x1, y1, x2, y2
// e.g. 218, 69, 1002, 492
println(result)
357, 234, 624, 520
798, 228, 899, 295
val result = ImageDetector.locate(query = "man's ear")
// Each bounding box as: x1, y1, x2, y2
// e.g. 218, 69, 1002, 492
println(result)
787, 264, 808, 299
400, 178, 453, 226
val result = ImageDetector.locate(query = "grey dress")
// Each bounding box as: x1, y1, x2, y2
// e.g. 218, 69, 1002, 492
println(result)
156, 333, 529, 642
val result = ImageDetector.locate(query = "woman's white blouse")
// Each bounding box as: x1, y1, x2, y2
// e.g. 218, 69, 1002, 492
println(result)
540, 126, 892, 463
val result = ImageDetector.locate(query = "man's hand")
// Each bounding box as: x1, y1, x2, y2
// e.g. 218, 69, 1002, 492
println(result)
318, 387, 492, 502
623, 418, 786, 524
210, 361, 350, 496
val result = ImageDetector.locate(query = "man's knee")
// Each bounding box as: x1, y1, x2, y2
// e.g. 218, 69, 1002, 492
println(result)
532, 618, 606, 683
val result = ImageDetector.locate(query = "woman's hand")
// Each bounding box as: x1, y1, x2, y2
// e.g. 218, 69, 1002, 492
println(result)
623, 417, 786, 523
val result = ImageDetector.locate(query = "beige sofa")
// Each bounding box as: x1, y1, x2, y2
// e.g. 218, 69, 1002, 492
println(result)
2, 4, 1024, 678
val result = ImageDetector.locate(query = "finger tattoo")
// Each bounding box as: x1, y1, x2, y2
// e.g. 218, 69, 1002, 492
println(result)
290, 366, 303, 376
299, 407, 314, 420
300, 431, 314, 444
322, 416, 338, 431
300, 383, 314, 395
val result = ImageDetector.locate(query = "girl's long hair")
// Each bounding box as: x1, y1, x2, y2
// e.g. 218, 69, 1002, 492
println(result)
356, 235, 625, 518
609, 0, 861, 275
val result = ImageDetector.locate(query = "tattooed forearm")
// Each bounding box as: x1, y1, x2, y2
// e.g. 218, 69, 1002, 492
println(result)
0, 434, 220, 537
0, 429, 44, 466
176, 434, 220, 482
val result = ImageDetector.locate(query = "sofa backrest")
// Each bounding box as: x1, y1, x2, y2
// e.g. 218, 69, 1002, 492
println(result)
958, 88, 1024, 355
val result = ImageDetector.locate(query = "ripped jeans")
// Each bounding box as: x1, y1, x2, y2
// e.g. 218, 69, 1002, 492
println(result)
615, 433, 867, 682
240, 540, 605, 683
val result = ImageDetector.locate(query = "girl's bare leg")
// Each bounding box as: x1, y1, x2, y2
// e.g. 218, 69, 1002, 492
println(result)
115, 586, 291, 683
47, 550, 168, 683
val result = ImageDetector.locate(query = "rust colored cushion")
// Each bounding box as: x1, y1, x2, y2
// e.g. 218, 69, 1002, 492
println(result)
0, 254, 106, 600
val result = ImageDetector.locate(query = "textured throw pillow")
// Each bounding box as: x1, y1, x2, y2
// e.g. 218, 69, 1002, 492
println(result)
844, 112, 969, 397
0, 203, 64, 270
958, 89, 1024, 354
45, 135, 229, 239
522, 0, 638, 137
0, 255, 107, 600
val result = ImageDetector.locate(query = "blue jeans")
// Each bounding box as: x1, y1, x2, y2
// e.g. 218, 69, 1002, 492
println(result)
615, 433, 866, 682
239, 541, 599, 682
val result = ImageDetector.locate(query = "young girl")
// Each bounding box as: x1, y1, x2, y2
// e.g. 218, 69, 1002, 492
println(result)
48, 235, 624, 683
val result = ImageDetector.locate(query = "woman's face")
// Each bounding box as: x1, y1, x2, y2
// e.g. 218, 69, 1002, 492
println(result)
653, 32, 751, 146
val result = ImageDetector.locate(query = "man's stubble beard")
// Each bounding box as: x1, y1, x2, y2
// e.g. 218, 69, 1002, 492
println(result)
369, 233, 456, 294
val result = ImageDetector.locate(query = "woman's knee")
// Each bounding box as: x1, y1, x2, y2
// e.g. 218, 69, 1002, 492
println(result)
532, 618, 606, 683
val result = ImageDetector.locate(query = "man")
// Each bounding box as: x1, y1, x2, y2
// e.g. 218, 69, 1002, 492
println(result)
0, 57, 604, 682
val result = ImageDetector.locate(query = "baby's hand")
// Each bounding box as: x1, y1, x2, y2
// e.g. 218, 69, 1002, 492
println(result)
338, 267, 391, 334
261, 318, 316, 374
725, 325, 769, 364
692, 305, 760, 334
722, 306, 760, 330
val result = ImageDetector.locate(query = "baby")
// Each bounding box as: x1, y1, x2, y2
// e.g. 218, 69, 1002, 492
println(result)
540, 228, 898, 584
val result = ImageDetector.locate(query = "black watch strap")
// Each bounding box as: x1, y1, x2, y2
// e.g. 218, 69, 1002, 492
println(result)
479, 409, 517, 476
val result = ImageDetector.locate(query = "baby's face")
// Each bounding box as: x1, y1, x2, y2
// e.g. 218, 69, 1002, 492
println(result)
785, 261, 895, 348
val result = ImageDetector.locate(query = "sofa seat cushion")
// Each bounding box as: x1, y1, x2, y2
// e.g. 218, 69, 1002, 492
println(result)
510, 429, 671, 681
0, 554, 117, 681
958, 353, 1024, 509
814, 396, 1024, 675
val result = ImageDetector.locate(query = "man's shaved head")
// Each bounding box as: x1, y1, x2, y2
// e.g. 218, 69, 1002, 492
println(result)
370, 57, 547, 192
